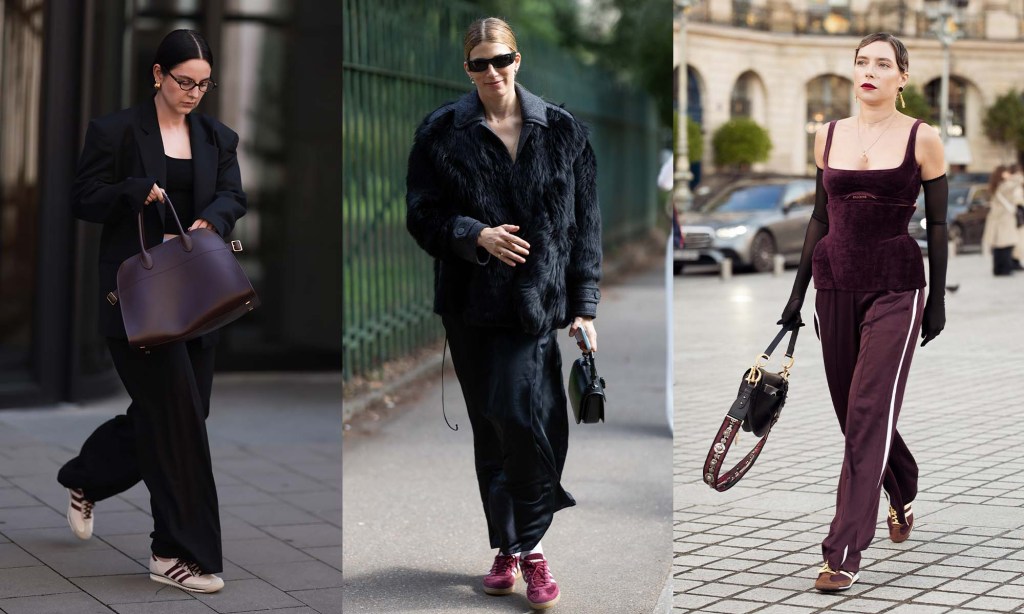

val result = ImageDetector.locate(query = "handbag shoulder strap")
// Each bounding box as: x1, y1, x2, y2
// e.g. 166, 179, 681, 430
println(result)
703, 411, 779, 492
763, 324, 799, 358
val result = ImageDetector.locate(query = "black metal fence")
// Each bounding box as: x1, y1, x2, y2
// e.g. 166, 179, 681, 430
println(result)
343, 0, 661, 381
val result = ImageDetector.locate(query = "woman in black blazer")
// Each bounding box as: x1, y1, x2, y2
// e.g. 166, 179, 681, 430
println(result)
57, 30, 245, 594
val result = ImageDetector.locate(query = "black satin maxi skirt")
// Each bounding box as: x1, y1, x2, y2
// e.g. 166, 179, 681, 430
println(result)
443, 316, 576, 554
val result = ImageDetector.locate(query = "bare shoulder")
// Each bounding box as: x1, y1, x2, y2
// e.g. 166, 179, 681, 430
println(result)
913, 120, 945, 179
914, 121, 944, 158
914, 120, 942, 149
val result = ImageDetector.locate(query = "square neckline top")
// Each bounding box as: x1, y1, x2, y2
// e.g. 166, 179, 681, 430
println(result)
822, 118, 924, 207
824, 118, 922, 173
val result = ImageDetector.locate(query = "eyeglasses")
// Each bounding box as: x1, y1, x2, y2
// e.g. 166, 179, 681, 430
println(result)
466, 52, 517, 73
166, 70, 218, 93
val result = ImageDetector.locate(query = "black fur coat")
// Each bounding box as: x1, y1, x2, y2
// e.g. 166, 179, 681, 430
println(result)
406, 85, 602, 335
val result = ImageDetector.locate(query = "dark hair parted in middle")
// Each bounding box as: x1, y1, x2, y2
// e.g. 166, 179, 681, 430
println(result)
153, 29, 214, 72
855, 32, 909, 74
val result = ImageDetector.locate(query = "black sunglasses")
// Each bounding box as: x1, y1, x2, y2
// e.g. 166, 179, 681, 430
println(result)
466, 52, 517, 73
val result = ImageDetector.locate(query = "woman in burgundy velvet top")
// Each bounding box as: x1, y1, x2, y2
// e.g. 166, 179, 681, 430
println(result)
779, 33, 948, 592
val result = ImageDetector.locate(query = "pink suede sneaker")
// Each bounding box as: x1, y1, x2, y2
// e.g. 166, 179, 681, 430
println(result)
521, 553, 560, 609
483, 553, 520, 595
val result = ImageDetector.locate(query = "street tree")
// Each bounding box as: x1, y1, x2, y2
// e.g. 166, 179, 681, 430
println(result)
712, 118, 771, 172
901, 84, 933, 122
983, 90, 1024, 163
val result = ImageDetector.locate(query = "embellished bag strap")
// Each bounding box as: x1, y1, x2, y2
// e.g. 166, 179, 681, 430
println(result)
703, 407, 780, 492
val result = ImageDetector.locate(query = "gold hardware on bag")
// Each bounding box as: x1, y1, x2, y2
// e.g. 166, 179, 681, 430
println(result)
106, 292, 118, 305
745, 367, 762, 385
781, 354, 795, 380
745, 353, 769, 385
231, 240, 243, 252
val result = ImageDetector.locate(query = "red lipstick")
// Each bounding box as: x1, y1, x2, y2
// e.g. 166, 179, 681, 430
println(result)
861, 83, 876, 90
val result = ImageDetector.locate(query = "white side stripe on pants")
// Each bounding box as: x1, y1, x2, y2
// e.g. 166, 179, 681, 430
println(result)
877, 289, 920, 488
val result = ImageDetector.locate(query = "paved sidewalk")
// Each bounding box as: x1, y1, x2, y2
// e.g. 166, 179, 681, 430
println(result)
673, 253, 1024, 613
0, 373, 342, 614
343, 266, 674, 613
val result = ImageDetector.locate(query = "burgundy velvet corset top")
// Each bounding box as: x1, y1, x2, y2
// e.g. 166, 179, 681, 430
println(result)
812, 119, 926, 292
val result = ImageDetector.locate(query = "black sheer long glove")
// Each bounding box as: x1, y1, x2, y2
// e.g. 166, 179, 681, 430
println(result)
921, 174, 948, 347
779, 168, 828, 329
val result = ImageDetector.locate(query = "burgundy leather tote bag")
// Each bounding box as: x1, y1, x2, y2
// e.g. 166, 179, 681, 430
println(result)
109, 193, 259, 349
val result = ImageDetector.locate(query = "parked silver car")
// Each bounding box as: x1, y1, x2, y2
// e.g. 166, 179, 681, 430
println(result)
677, 178, 817, 273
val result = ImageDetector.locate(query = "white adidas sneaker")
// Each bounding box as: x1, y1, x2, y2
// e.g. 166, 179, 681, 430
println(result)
67, 488, 94, 540
149, 555, 225, 593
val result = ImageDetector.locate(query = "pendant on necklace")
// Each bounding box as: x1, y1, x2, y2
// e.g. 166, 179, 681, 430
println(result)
861, 152, 868, 161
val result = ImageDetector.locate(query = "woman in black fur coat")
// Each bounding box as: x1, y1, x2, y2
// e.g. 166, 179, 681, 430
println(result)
405, 17, 602, 610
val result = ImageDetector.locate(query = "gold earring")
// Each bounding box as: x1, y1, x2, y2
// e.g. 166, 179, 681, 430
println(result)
898, 88, 905, 109
154, 81, 161, 90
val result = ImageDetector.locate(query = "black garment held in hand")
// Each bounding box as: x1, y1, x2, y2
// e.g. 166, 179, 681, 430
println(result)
58, 97, 246, 574
407, 84, 601, 553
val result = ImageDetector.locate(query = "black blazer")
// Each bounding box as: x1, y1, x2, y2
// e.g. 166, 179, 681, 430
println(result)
73, 98, 247, 338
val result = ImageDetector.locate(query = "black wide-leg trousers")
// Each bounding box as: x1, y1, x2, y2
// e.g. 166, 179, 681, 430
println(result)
815, 289, 923, 574
58, 337, 222, 573
443, 317, 576, 555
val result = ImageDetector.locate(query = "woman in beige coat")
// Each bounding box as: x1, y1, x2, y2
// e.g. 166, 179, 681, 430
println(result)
981, 164, 1023, 276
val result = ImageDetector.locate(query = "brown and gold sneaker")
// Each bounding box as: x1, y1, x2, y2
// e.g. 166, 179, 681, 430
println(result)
814, 563, 858, 592
887, 502, 913, 543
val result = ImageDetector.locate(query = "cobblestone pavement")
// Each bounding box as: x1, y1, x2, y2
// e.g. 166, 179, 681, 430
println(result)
673, 253, 1024, 614
0, 373, 342, 614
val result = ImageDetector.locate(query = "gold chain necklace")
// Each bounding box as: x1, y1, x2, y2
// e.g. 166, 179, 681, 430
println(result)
857, 113, 898, 162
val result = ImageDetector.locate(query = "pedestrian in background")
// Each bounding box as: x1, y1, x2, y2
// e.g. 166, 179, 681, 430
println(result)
406, 17, 602, 610
779, 32, 947, 592
58, 29, 246, 594
981, 164, 1023, 276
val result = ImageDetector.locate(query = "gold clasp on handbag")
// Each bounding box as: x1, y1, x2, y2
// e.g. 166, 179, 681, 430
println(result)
780, 354, 795, 380
745, 353, 769, 385
106, 292, 118, 305
230, 240, 243, 252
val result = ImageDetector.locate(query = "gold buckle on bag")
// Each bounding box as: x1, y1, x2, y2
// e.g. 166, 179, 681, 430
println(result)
781, 355, 795, 380
746, 353, 769, 385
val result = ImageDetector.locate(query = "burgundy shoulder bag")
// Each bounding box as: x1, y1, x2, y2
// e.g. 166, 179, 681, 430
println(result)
108, 193, 260, 349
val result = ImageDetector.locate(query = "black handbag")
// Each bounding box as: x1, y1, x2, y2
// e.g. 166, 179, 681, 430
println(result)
569, 350, 606, 424
703, 324, 799, 492
1016, 204, 1024, 228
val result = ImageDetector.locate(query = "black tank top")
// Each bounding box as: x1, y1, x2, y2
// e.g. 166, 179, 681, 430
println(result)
164, 156, 195, 232
812, 119, 927, 292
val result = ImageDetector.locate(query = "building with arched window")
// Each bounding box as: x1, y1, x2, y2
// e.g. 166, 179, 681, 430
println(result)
678, 0, 1024, 176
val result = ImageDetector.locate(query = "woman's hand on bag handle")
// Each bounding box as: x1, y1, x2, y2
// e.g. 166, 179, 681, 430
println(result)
569, 316, 597, 353
188, 218, 217, 233
478, 224, 530, 267
143, 184, 165, 206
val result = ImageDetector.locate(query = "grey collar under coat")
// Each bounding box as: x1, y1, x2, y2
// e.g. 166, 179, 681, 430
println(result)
452, 83, 551, 129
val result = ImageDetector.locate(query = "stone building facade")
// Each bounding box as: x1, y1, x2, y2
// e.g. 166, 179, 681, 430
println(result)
679, 0, 1024, 176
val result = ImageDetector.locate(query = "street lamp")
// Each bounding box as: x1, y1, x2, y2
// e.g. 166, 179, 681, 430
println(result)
924, 0, 966, 143
673, 0, 695, 212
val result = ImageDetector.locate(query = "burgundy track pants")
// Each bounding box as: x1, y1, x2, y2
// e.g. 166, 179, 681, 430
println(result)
814, 288, 923, 573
